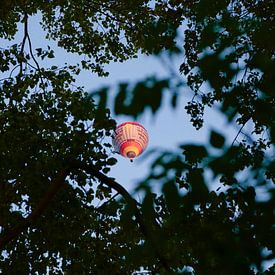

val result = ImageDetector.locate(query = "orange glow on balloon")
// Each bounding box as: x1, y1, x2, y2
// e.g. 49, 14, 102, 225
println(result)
112, 122, 149, 162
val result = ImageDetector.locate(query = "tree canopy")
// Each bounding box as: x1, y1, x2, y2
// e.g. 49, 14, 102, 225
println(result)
0, 0, 274, 274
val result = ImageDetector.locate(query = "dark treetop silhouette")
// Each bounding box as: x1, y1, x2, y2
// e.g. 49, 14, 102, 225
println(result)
0, 0, 274, 274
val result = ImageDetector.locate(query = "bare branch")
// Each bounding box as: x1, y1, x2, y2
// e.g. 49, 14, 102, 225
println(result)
97, 192, 120, 211
19, 12, 28, 76
231, 122, 247, 147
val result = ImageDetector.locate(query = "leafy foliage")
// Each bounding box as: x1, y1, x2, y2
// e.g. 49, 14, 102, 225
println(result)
0, 0, 274, 274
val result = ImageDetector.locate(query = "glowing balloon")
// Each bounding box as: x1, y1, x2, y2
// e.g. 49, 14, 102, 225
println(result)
112, 122, 149, 162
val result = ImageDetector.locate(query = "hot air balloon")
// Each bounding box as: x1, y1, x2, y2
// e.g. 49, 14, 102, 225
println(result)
112, 122, 149, 162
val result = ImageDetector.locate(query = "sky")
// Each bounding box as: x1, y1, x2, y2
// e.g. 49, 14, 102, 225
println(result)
1, 14, 242, 194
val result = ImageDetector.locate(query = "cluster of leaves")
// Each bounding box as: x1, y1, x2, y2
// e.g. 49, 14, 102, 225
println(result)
0, 0, 181, 76
180, 0, 275, 134
0, 33, 122, 273
0, 0, 185, 273
92, 0, 274, 273
0, 0, 274, 274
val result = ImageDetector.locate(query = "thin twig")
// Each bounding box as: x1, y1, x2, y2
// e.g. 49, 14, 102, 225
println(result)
19, 12, 28, 76
26, 34, 45, 86
9, 65, 21, 78
97, 192, 120, 211
231, 122, 247, 147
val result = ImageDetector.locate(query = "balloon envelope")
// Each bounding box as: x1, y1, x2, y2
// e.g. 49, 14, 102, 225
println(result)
112, 122, 149, 161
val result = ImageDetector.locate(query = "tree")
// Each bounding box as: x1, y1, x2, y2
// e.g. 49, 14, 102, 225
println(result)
0, 0, 274, 274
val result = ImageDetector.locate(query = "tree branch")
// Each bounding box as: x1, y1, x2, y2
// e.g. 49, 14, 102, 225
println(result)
19, 11, 28, 77
97, 192, 120, 211
0, 160, 172, 273
0, 167, 69, 249
231, 122, 247, 147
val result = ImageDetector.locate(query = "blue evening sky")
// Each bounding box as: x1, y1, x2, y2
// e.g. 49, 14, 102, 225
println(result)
1, 15, 241, 193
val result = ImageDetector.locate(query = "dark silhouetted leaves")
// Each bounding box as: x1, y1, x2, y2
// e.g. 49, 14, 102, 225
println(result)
181, 144, 208, 165
210, 130, 225, 148
163, 181, 181, 214
114, 77, 170, 118
1, 0, 274, 273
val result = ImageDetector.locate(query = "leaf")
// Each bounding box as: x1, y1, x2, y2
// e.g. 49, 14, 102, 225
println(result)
210, 130, 225, 148
35, 48, 42, 56
163, 180, 181, 213
106, 157, 117, 166
187, 168, 208, 202
181, 144, 208, 164
171, 92, 178, 108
